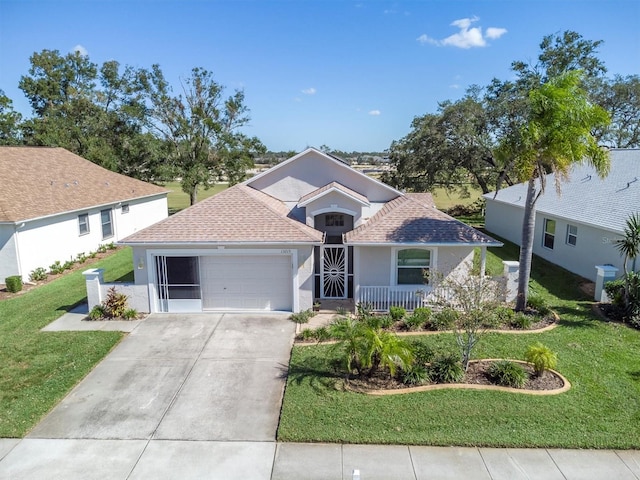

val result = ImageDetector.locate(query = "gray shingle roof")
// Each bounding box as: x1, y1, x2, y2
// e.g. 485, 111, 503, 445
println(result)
0, 147, 168, 222
484, 149, 640, 234
345, 195, 500, 245
122, 184, 324, 244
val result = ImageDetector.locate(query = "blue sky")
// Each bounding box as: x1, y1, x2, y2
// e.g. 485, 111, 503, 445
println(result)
1, 0, 638, 152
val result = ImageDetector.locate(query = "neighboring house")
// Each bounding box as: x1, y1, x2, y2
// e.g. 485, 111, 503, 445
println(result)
121, 148, 500, 313
484, 149, 640, 283
0, 147, 168, 282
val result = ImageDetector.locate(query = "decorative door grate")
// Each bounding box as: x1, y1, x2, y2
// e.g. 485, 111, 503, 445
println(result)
321, 246, 347, 298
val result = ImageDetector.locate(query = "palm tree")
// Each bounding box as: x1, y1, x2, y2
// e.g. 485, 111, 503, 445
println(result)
497, 70, 611, 311
614, 213, 640, 308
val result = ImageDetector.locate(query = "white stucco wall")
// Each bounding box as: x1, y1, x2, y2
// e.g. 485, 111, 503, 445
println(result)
304, 191, 364, 227
357, 246, 392, 286
485, 199, 629, 281
248, 151, 398, 203
0, 224, 18, 281
10, 194, 167, 281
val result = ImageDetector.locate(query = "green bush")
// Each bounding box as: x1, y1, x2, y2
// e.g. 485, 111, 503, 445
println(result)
411, 341, 435, 365
88, 305, 105, 320
49, 261, 65, 275
76, 252, 88, 263
488, 360, 528, 388
389, 306, 406, 322
400, 363, 429, 386
525, 342, 557, 376
290, 309, 314, 324
5, 275, 23, 293
511, 312, 533, 329
314, 326, 331, 343
527, 294, 550, 315
431, 308, 458, 330
404, 313, 426, 330
378, 314, 394, 329
300, 328, 315, 341
62, 260, 75, 271
604, 279, 626, 307
122, 308, 138, 320
492, 305, 515, 326
29, 267, 48, 282
429, 354, 464, 383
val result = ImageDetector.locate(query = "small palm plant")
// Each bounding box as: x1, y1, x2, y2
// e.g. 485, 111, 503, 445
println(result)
614, 213, 640, 310
525, 342, 557, 376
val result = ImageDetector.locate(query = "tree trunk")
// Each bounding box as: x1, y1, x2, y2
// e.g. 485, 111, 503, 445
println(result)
189, 184, 198, 206
516, 178, 538, 311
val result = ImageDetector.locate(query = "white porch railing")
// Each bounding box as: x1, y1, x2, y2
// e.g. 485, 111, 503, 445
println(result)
357, 285, 454, 312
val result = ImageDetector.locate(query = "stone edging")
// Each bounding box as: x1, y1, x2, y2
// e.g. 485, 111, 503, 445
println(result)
351, 359, 570, 396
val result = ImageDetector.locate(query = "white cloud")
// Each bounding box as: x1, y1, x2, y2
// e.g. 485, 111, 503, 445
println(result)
449, 84, 460, 89
486, 27, 508, 39
417, 17, 507, 49
368, 110, 381, 116
302, 87, 316, 95
72, 44, 88, 56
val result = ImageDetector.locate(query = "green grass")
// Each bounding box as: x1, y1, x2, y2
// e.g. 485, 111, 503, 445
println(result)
0, 248, 134, 438
278, 239, 640, 448
161, 181, 227, 214
431, 185, 483, 210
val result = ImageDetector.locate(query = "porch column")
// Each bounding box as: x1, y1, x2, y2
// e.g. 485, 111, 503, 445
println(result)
479, 246, 487, 278
83, 268, 104, 311
594, 265, 619, 302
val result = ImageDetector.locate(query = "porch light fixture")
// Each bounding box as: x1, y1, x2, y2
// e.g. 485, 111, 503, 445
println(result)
137, 257, 145, 270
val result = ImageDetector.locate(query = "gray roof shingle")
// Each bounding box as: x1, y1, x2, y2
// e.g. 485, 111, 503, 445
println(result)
0, 147, 167, 222
345, 195, 500, 245
122, 184, 324, 244
484, 149, 640, 233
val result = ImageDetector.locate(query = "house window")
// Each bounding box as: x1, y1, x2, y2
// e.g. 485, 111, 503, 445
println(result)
121, 203, 129, 214
566, 224, 578, 246
325, 214, 344, 227
543, 219, 555, 249
396, 248, 430, 285
78, 213, 89, 235
101, 209, 113, 239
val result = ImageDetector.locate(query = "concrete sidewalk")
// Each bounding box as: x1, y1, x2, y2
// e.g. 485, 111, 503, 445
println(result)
1, 439, 638, 479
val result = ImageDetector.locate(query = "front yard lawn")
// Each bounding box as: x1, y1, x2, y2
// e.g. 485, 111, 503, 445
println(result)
0, 248, 133, 437
278, 240, 640, 449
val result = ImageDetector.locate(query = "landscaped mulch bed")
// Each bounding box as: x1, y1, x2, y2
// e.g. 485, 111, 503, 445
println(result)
0, 249, 120, 302
346, 360, 566, 394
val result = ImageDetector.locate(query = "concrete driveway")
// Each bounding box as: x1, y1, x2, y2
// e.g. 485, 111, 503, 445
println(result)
28, 313, 295, 442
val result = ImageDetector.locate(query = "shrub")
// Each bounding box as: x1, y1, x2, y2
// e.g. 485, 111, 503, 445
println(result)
492, 305, 515, 326
300, 328, 315, 341
378, 314, 394, 329
429, 354, 464, 383
488, 360, 528, 388
400, 363, 429, 386
122, 308, 138, 320
107, 242, 117, 250
102, 287, 128, 319
525, 342, 557, 376
411, 341, 435, 365
62, 260, 75, 271
290, 309, 315, 324
5, 275, 23, 293
527, 294, 550, 315
336, 306, 349, 316
89, 251, 98, 259
29, 267, 48, 282
88, 305, 105, 320
431, 308, 458, 330
404, 313, 426, 330
76, 252, 88, 263
413, 306, 432, 322
49, 261, 65, 275
97, 244, 108, 254
314, 326, 331, 343
510, 312, 533, 329
389, 306, 406, 322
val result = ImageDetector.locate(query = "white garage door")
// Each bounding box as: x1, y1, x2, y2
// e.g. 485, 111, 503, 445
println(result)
200, 255, 293, 311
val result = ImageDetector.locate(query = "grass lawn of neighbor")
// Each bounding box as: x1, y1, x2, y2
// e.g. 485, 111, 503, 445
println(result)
278, 236, 640, 449
0, 248, 134, 438
162, 181, 227, 214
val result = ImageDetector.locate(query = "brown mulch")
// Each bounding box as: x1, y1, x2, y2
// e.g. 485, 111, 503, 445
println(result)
347, 360, 564, 392
0, 248, 120, 302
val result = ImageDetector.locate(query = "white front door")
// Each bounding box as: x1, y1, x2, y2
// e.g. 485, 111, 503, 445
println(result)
200, 255, 293, 311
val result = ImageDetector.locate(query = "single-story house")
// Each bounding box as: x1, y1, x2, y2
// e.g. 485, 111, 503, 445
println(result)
484, 148, 640, 283
121, 148, 500, 313
0, 147, 168, 282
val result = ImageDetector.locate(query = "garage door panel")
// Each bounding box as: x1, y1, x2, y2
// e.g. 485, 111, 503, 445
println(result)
200, 255, 292, 311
